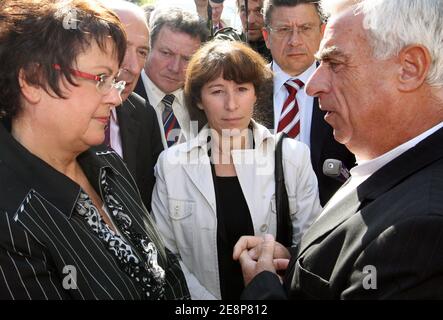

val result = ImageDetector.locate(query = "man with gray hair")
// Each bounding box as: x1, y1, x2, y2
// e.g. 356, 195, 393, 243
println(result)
101, 0, 163, 213
234, 0, 443, 299
134, 7, 208, 148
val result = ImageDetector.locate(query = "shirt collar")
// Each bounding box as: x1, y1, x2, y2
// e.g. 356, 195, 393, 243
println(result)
272, 61, 317, 95
351, 121, 443, 178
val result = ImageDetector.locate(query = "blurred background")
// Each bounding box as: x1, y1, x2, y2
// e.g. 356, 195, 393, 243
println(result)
129, 0, 242, 31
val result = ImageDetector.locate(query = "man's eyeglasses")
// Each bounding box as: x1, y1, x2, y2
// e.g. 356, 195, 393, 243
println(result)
267, 24, 321, 39
53, 64, 126, 95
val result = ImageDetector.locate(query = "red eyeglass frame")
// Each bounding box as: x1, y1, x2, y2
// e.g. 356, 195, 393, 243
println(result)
53, 64, 102, 82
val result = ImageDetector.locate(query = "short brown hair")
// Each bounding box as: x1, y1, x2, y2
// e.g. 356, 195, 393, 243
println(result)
0, 0, 127, 119
184, 40, 272, 130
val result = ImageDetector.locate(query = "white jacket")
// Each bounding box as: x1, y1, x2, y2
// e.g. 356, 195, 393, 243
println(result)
151, 121, 322, 299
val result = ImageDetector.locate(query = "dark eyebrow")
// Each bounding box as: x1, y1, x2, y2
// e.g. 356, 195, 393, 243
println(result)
315, 46, 348, 63
138, 45, 149, 51
207, 84, 223, 89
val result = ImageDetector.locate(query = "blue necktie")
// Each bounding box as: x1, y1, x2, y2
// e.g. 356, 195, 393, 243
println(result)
162, 94, 180, 147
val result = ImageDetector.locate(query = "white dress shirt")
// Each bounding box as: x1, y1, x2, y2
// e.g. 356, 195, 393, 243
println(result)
141, 70, 193, 149
318, 121, 443, 220
272, 62, 317, 148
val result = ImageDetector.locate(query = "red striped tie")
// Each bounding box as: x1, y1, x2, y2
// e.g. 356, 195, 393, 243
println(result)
277, 79, 304, 139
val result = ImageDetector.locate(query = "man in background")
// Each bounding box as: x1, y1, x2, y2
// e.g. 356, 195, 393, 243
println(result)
236, 0, 272, 61
210, 0, 226, 33
260, 0, 355, 205
134, 7, 208, 148
104, 0, 163, 211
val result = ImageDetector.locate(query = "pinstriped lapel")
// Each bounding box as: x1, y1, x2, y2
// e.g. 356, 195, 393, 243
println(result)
13, 189, 141, 299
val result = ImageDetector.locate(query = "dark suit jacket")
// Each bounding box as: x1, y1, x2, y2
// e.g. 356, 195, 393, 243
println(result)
0, 123, 188, 299
254, 77, 355, 206
116, 93, 163, 212
242, 127, 443, 299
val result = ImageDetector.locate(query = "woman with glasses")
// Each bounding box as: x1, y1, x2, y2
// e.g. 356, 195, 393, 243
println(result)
0, 0, 189, 300
151, 40, 322, 299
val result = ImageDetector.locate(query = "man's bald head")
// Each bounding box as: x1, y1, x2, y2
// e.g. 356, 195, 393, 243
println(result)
101, 0, 149, 101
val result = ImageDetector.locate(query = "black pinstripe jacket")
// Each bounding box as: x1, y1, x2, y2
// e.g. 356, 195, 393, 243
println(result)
0, 123, 189, 300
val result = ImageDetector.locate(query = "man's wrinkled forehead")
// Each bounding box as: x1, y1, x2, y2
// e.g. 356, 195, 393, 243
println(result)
316, 10, 365, 58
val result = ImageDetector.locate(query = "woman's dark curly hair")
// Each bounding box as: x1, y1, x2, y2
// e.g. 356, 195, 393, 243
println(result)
0, 0, 127, 119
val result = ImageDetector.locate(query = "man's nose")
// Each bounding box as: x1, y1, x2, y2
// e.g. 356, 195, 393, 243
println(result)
121, 49, 139, 76
287, 27, 303, 46
305, 63, 330, 97
168, 56, 181, 73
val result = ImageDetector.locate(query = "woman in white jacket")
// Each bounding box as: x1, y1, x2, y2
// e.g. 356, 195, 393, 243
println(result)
151, 40, 322, 300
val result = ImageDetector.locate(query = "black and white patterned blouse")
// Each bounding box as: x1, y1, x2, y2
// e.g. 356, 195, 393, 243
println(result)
74, 168, 189, 300
0, 126, 189, 300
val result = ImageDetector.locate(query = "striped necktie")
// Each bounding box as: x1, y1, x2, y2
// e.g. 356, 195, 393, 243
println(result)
277, 79, 304, 139
162, 94, 180, 147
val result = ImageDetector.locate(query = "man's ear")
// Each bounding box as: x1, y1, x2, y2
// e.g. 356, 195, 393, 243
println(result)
397, 44, 431, 92
18, 69, 42, 104
262, 27, 271, 49
197, 102, 204, 110
320, 23, 326, 36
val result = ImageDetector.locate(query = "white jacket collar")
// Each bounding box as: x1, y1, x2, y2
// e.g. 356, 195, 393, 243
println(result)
175, 120, 275, 154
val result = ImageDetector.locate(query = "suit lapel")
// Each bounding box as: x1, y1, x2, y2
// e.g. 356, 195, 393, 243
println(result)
297, 185, 361, 257
297, 127, 443, 258
116, 97, 141, 174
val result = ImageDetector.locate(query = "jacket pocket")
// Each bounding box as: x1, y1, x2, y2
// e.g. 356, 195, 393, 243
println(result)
167, 198, 195, 252
293, 257, 332, 299
270, 195, 297, 218
168, 198, 195, 220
